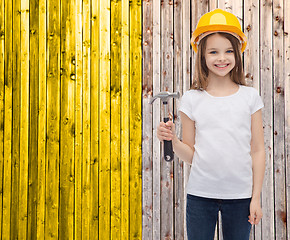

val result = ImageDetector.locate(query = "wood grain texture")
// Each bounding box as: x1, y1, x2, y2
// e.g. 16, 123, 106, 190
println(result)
111, 0, 122, 239
37, 0, 47, 238
284, 1, 290, 239
0, 1, 143, 239
99, 0, 111, 238
11, 0, 21, 238
173, 0, 184, 239
74, 0, 83, 239
152, 0, 162, 239
60, 0, 75, 239
28, 0, 39, 238
273, 0, 287, 239
2, 0, 13, 238
0, 0, 4, 236
82, 0, 91, 238
260, 1, 275, 240
91, 0, 99, 238
160, 0, 174, 239
121, 0, 130, 239
19, 0, 30, 238
46, 0, 61, 238
142, 0, 153, 239
129, 0, 142, 239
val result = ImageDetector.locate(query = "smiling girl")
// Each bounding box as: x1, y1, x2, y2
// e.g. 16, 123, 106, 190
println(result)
157, 9, 266, 240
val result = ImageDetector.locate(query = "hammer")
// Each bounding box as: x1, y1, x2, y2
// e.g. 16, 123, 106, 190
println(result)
150, 91, 180, 161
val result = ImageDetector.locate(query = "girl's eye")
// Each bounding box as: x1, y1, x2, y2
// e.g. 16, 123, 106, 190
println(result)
209, 51, 217, 54
226, 50, 234, 53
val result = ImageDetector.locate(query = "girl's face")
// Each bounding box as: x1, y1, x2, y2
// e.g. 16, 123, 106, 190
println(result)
204, 33, 236, 78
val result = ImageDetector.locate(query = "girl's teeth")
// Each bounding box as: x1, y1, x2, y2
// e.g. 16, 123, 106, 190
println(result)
216, 64, 228, 67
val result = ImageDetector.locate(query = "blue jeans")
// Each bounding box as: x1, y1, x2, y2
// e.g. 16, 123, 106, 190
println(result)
186, 194, 252, 240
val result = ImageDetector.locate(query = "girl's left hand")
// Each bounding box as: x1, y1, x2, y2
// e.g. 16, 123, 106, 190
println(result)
248, 198, 263, 225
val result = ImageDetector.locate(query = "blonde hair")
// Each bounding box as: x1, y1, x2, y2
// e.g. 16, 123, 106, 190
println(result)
190, 32, 247, 90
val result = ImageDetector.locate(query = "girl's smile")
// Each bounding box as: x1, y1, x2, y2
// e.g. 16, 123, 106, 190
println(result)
214, 63, 230, 69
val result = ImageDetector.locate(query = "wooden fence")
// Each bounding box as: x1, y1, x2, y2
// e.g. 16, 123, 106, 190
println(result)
142, 0, 290, 240
0, 0, 142, 239
1, 0, 290, 239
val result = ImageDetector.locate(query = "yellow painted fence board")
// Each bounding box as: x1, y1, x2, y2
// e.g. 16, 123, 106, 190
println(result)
99, 0, 111, 238
37, 0, 47, 238
121, 0, 130, 239
0, 0, 4, 236
111, 0, 122, 238
3, 0, 13, 238
1, 0, 143, 239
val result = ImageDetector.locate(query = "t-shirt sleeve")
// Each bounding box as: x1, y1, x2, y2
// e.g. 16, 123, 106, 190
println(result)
178, 91, 195, 121
251, 88, 264, 115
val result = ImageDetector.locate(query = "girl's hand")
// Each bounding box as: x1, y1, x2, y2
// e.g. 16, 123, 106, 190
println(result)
248, 198, 263, 225
157, 121, 176, 142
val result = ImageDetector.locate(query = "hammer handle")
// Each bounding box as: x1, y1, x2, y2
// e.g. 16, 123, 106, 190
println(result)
163, 117, 174, 161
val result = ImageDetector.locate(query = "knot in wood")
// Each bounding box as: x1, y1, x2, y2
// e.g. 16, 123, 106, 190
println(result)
71, 57, 76, 65
276, 86, 281, 93
70, 73, 76, 80
246, 25, 252, 31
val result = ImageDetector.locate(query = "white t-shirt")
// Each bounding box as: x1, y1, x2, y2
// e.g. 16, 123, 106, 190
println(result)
178, 84, 264, 199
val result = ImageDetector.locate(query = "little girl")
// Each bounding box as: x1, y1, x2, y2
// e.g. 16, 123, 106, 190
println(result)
157, 9, 266, 240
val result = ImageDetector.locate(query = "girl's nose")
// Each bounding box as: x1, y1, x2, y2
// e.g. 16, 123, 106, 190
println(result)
218, 54, 226, 61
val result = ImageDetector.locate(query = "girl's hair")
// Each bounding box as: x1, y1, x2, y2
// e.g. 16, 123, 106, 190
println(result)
190, 32, 247, 90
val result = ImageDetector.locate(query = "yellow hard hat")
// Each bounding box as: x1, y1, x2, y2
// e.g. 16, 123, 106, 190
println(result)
191, 9, 247, 53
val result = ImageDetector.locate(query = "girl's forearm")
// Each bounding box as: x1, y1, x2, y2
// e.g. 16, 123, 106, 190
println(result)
251, 150, 266, 200
172, 136, 195, 164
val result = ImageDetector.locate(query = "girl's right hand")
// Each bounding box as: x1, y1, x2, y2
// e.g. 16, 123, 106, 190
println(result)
157, 121, 176, 141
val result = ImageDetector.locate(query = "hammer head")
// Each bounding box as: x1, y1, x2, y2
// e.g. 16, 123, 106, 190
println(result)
149, 91, 180, 104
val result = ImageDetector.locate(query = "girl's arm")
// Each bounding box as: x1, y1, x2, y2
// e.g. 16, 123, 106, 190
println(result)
157, 112, 195, 164
249, 109, 266, 225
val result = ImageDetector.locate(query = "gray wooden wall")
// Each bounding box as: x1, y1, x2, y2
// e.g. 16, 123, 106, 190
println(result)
142, 0, 290, 239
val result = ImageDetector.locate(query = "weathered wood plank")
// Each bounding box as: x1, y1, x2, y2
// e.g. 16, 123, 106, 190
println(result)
129, 0, 142, 239
2, 0, 13, 238
284, 0, 290, 239
82, 0, 91, 238
74, 0, 83, 238
37, 0, 47, 238
91, 0, 99, 238
152, 0, 161, 238
11, 0, 21, 238
209, 0, 218, 10
19, 0, 30, 238
28, 0, 39, 238
191, 0, 208, 91
121, 0, 130, 238
46, 0, 60, 238
59, 0, 75, 239
273, 0, 287, 239
161, 0, 174, 239
244, 1, 260, 90
260, 1, 275, 240
244, 1, 262, 239
0, 0, 4, 236
99, 0, 111, 238
173, 0, 184, 239
111, 0, 122, 238
142, 0, 153, 239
